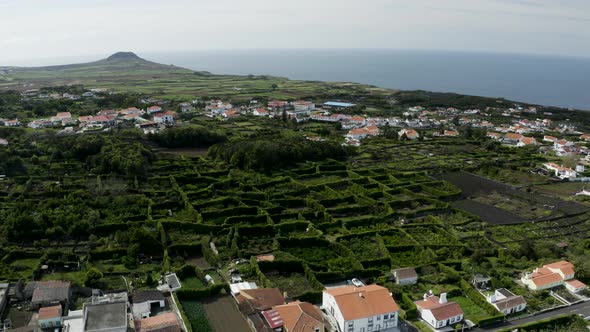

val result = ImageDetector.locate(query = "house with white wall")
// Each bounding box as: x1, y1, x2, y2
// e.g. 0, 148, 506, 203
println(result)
486, 289, 526, 315
543, 163, 577, 179
323, 285, 399, 332
521, 260, 585, 292
414, 292, 463, 329
153, 111, 175, 124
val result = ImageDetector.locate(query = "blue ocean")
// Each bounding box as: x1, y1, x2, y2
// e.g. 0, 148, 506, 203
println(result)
144, 49, 590, 110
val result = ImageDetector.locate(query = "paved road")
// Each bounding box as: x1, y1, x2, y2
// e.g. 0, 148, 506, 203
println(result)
476, 301, 590, 331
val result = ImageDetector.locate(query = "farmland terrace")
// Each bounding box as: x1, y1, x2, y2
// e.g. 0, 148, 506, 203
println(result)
439, 171, 590, 225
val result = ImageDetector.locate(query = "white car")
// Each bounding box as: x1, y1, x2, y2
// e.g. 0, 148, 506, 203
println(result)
351, 278, 364, 287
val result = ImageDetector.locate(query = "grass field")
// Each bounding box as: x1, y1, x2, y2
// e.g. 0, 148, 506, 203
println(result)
451, 296, 494, 324
203, 296, 251, 332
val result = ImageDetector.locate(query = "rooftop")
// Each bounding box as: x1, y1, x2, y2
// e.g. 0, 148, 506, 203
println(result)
273, 301, 323, 332
31, 281, 70, 304
84, 301, 128, 332
136, 312, 179, 332
132, 290, 165, 303
38, 305, 62, 320
324, 285, 399, 321
392, 267, 418, 280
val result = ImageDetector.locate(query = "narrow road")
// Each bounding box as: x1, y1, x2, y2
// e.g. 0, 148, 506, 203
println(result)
475, 301, 590, 331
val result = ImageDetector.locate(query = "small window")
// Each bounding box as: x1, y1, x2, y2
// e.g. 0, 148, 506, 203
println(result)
383, 314, 389, 320
377, 315, 381, 321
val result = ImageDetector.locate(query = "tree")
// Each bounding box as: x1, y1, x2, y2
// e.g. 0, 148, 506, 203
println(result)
271, 83, 278, 91
85, 267, 104, 287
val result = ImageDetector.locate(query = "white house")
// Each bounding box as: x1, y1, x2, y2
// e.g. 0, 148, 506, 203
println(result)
414, 293, 463, 329
131, 290, 165, 319
147, 106, 163, 114
322, 285, 399, 332
521, 261, 581, 291
543, 163, 577, 179
292, 100, 315, 112
153, 112, 175, 124
486, 289, 526, 315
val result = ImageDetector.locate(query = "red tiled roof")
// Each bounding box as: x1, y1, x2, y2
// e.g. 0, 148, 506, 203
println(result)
415, 296, 463, 321
38, 305, 62, 320
565, 279, 586, 289
136, 312, 179, 332
273, 301, 323, 332
324, 285, 399, 321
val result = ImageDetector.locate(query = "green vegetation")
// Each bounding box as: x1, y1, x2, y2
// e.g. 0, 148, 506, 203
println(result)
2, 55, 590, 331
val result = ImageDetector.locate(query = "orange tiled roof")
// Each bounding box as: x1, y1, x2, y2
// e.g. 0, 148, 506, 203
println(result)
565, 279, 586, 289
273, 301, 323, 332
415, 296, 463, 321
38, 305, 62, 320
136, 312, 179, 332
324, 285, 399, 321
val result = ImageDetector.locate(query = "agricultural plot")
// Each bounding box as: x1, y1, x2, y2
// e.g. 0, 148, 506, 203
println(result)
441, 171, 589, 225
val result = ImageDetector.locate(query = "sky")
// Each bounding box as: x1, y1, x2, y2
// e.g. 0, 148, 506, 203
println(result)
1, 0, 589, 65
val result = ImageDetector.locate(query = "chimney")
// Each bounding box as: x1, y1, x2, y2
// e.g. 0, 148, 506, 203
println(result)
423, 293, 428, 300
359, 292, 364, 298
439, 293, 447, 304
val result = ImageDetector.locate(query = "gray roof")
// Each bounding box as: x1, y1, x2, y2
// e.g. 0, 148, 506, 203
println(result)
31, 281, 70, 304
132, 290, 165, 303
84, 301, 128, 332
392, 267, 418, 280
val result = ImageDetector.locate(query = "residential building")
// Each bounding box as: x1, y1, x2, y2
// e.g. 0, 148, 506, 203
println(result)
253, 109, 270, 117
543, 163, 577, 179
119, 107, 145, 116
83, 293, 128, 332
565, 279, 587, 293
135, 312, 180, 332
179, 102, 194, 112
235, 288, 286, 332
323, 285, 399, 332
267, 100, 289, 110
543, 135, 558, 143
486, 289, 526, 315
131, 290, 165, 319
273, 301, 324, 332
230, 282, 258, 296
292, 101, 315, 112
398, 129, 419, 140
521, 260, 584, 291
443, 130, 460, 137
147, 106, 163, 114
153, 111, 175, 124
29, 281, 71, 309
391, 267, 418, 285
487, 132, 501, 140
4, 119, 21, 127
517, 137, 538, 147
38, 305, 63, 330
471, 274, 491, 290
503, 133, 523, 143
414, 293, 463, 329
